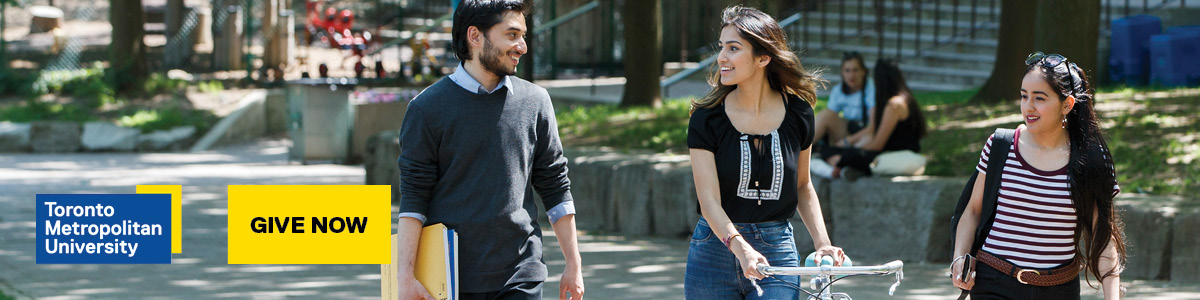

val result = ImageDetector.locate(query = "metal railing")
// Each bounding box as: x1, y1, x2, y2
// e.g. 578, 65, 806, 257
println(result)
528, 0, 606, 80
534, 0, 599, 35
790, 0, 1001, 64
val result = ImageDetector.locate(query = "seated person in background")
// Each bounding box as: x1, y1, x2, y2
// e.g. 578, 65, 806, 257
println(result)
813, 59, 926, 179
814, 52, 875, 150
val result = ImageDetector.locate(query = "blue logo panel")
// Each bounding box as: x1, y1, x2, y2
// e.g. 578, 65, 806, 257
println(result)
36, 194, 172, 264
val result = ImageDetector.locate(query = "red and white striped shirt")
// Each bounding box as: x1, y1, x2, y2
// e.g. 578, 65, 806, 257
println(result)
974, 129, 1119, 269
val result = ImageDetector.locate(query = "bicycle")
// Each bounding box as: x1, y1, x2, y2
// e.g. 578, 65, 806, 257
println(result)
755, 253, 904, 300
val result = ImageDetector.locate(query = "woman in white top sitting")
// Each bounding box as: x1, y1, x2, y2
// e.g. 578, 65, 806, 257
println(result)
814, 52, 875, 149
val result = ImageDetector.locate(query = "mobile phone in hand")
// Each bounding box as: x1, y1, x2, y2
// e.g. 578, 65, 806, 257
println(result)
958, 254, 974, 282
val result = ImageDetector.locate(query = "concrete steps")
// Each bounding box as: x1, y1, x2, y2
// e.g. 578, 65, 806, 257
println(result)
786, 1, 1001, 91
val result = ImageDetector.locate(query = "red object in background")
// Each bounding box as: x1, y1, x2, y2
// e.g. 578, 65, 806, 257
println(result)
303, 0, 381, 78
304, 1, 357, 49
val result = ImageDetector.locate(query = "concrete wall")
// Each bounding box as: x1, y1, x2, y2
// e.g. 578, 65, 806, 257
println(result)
191, 90, 270, 152
363, 130, 401, 202
1116, 194, 1179, 280
824, 176, 963, 263
1171, 207, 1200, 282
265, 90, 288, 136
352, 101, 407, 161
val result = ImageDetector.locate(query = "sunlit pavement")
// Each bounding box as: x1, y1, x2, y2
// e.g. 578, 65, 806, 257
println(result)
2, 140, 1198, 299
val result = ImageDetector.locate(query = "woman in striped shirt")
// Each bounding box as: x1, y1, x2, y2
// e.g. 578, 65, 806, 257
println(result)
950, 52, 1126, 300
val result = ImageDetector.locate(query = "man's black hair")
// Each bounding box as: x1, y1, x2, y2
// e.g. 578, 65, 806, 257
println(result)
452, 0, 531, 62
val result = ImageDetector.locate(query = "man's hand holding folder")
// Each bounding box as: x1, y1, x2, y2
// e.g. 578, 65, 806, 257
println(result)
398, 277, 435, 300
387, 217, 446, 300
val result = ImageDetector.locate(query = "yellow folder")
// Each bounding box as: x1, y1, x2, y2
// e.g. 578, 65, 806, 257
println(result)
381, 224, 456, 300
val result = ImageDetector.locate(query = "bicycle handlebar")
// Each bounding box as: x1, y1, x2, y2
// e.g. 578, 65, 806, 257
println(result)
756, 260, 904, 276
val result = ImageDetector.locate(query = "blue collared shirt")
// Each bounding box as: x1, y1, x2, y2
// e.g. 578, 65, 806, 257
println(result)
398, 64, 576, 225
448, 63, 515, 95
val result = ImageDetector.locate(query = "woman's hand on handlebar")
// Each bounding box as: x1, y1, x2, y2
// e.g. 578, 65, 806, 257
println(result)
813, 245, 847, 266
730, 238, 768, 280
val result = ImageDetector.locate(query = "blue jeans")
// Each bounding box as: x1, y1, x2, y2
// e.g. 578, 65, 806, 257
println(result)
685, 217, 803, 300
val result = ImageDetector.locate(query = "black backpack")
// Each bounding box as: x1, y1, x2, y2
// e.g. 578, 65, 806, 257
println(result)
950, 128, 1015, 255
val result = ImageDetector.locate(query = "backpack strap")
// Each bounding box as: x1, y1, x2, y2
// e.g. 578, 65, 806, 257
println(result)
972, 128, 1015, 254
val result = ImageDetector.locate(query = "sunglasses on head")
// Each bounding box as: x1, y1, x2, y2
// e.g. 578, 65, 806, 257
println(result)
1027, 52, 1086, 100
1025, 52, 1066, 68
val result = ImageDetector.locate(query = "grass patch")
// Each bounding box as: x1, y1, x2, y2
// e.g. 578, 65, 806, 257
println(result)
0, 99, 96, 122
914, 88, 980, 106
0, 69, 41, 97
142, 73, 188, 96
1, 63, 225, 136
116, 107, 218, 133
1103, 98, 1200, 194
196, 80, 225, 94
557, 99, 693, 154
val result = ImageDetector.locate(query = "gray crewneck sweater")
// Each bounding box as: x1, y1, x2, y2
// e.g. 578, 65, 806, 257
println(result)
397, 76, 574, 292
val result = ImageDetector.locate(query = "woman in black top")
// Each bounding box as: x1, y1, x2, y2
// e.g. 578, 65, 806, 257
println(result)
819, 59, 927, 179
684, 6, 844, 299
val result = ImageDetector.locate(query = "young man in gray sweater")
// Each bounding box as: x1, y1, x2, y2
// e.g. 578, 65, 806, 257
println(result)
394, 1, 584, 299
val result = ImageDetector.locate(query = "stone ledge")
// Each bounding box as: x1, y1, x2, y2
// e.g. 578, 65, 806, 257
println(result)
30, 121, 80, 153
0, 121, 32, 152
1172, 207, 1200, 282
5, 120, 197, 153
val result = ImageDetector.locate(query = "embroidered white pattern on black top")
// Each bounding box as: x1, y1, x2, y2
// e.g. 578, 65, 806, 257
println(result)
736, 130, 784, 200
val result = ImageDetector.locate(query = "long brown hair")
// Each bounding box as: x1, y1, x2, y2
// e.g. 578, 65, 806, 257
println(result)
872, 59, 926, 139
1025, 55, 1126, 284
691, 5, 825, 113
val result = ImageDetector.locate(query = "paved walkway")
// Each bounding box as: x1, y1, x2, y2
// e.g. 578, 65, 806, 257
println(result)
2, 140, 1198, 299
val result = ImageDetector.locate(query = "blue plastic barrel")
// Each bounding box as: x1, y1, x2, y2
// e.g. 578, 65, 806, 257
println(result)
1110, 15, 1163, 85
1150, 29, 1200, 86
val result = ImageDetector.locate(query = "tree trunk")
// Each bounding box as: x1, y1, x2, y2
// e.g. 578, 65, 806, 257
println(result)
972, 0, 1037, 103
166, 0, 184, 38
110, 0, 148, 91
1, 1, 7, 71
262, 0, 277, 77
1033, 0, 1100, 78
619, 0, 662, 108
